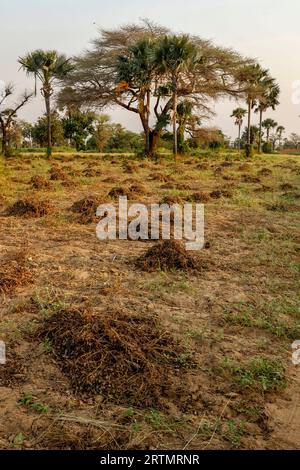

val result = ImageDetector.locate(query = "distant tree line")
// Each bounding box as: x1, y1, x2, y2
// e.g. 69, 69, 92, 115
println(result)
1, 19, 292, 158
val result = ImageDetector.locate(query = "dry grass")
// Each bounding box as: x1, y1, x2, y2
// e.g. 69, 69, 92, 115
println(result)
37, 306, 191, 408
0, 250, 33, 295
136, 240, 201, 272
7, 198, 54, 218
0, 151, 299, 451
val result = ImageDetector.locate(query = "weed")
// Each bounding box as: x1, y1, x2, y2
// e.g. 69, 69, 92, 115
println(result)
223, 419, 245, 448
18, 393, 50, 413
223, 356, 286, 393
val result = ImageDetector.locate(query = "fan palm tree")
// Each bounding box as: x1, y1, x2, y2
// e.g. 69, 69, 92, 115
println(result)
236, 64, 270, 157
116, 39, 156, 157
18, 50, 72, 157
231, 108, 247, 149
276, 125, 285, 149
262, 118, 278, 142
155, 35, 197, 160
255, 80, 280, 153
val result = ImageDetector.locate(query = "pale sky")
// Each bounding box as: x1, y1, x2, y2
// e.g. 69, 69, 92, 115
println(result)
1, 0, 300, 140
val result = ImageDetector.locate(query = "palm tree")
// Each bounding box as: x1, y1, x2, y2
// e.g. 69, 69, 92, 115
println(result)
255, 81, 280, 153
276, 125, 285, 150
18, 50, 72, 157
176, 100, 193, 154
116, 39, 156, 157
231, 108, 247, 149
262, 118, 278, 142
237, 64, 270, 157
155, 35, 196, 160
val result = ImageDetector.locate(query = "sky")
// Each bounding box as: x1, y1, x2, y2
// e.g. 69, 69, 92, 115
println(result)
1, 0, 300, 141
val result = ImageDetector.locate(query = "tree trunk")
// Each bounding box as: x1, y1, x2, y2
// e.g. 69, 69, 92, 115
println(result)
172, 75, 178, 161
149, 129, 161, 158
145, 90, 150, 156
177, 125, 185, 154
247, 100, 252, 145
245, 99, 252, 158
267, 128, 270, 142
258, 109, 263, 153
238, 124, 241, 150
45, 93, 52, 158
1, 125, 10, 157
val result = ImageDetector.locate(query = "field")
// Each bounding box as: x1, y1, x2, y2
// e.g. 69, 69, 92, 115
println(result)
0, 151, 299, 450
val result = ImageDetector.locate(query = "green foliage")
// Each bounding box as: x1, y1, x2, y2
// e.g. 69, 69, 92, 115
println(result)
12, 433, 26, 449
224, 300, 300, 338
32, 112, 65, 147
41, 337, 52, 353
223, 419, 245, 448
262, 141, 273, 154
225, 356, 285, 392
245, 143, 254, 158
18, 393, 50, 413
62, 111, 94, 150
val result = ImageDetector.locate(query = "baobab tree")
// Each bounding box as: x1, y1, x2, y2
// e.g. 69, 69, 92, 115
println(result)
231, 107, 247, 149
18, 50, 72, 158
0, 83, 33, 157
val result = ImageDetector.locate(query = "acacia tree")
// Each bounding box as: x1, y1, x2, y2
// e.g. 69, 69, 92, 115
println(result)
231, 107, 247, 149
18, 50, 72, 157
93, 114, 112, 152
59, 22, 250, 158
0, 84, 33, 156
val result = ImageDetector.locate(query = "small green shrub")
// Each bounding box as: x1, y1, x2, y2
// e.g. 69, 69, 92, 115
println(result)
262, 142, 273, 154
